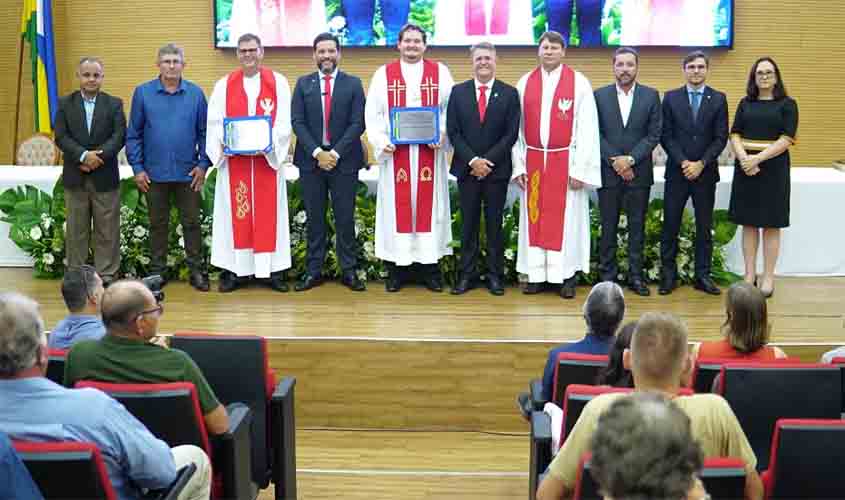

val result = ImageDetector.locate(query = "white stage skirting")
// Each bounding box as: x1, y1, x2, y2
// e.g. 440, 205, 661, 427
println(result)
1, 165, 843, 276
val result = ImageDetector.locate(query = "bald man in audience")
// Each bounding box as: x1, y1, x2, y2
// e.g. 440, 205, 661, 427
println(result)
64, 280, 229, 435
537, 312, 763, 500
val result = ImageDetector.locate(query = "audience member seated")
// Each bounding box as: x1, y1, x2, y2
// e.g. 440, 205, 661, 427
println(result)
692, 282, 786, 361
536, 312, 763, 500
48, 265, 106, 350
594, 321, 637, 388
0, 430, 43, 500
0, 292, 211, 500
589, 392, 708, 500
64, 280, 230, 435
820, 346, 845, 364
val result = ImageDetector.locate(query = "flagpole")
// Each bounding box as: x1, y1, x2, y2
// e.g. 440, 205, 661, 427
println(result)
12, 2, 26, 165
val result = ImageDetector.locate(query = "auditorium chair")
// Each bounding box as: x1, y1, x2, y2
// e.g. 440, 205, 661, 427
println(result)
692, 356, 800, 394
827, 356, 845, 413
573, 455, 747, 500
45, 348, 67, 385
715, 362, 842, 470
528, 353, 609, 411
13, 440, 196, 500
170, 332, 297, 500
761, 419, 845, 499
75, 381, 255, 500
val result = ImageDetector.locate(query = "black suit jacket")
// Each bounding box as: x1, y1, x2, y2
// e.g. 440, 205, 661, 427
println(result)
660, 86, 728, 184
594, 83, 662, 188
54, 91, 126, 192
447, 79, 520, 182
291, 70, 365, 174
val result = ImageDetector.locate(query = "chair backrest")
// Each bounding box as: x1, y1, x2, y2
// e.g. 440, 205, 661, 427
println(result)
170, 333, 272, 485
573, 453, 601, 500
700, 457, 746, 499
13, 440, 117, 500
75, 381, 211, 458
552, 353, 608, 406
693, 356, 797, 393
828, 356, 845, 413
561, 385, 633, 444
765, 419, 845, 498
717, 362, 842, 470
45, 348, 67, 386
16, 133, 59, 165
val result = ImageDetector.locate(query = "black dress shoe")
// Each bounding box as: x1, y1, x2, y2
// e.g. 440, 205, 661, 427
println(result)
487, 274, 505, 296
424, 274, 443, 292
269, 272, 289, 293
560, 277, 577, 299
523, 282, 544, 294
658, 276, 677, 295
693, 277, 721, 296
451, 276, 472, 295
189, 271, 210, 292
628, 278, 651, 296
341, 271, 366, 292
295, 274, 323, 292
218, 270, 238, 293
385, 274, 401, 292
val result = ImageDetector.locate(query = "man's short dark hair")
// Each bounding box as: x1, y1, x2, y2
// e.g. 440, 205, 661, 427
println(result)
613, 46, 639, 65
583, 282, 625, 338
590, 392, 703, 500
100, 281, 149, 329
61, 265, 99, 313
397, 23, 427, 44
538, 31, 567, 49
313, 32, 340, 51
237, 33, 263, 49
682, 50, 709, 68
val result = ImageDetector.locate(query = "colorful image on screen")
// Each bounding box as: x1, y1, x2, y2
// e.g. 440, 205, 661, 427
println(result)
213, 0, 733, 48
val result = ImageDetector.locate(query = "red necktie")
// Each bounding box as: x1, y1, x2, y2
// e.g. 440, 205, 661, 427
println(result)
478, 85, 488, 123
323, 74, 332, 143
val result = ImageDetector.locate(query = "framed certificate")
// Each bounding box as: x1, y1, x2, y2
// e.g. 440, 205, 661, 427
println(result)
223, 115, 273, 155
389, 106, 439, 145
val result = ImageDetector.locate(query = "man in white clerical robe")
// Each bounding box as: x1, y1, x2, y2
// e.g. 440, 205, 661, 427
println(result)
365, 24, 454, 293
206, 33, 292, 292
511, 31, 601, 299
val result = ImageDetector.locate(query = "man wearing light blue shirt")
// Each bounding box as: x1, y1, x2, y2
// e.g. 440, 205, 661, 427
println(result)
48, 265, 106, 350
126, 44, 211, 291
0, 292, 211, 500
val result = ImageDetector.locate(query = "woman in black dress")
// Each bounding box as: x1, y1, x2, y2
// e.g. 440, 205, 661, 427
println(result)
728, 57, 798, 298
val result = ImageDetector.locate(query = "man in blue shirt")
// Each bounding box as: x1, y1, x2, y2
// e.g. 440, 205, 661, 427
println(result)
518, 282, 626, 416
48, 265, 106, 350
0, 431, 42, 500
126, 44, 211, 292
0, 292, 212, 500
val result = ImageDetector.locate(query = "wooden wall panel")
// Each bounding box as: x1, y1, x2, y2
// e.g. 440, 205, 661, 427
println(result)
2, 1, 844, 166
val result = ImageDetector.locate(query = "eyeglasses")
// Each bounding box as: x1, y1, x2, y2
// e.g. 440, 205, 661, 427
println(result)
136, 304, 164, 320
755, 70, 775, 78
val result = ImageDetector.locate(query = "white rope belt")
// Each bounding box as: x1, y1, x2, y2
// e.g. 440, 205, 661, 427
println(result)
525, 145, 570, 152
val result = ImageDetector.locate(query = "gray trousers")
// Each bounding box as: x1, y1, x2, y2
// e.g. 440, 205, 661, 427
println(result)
64, 177, 120, 281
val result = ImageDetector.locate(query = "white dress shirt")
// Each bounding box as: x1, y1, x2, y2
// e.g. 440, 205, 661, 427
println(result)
616, 82, 636, 127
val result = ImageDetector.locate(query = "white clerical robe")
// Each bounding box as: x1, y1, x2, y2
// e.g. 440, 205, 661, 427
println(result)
207, 70, 292, 278
365, 60, 454, 266
511, 66, 601, 283
432, 0, 534, 45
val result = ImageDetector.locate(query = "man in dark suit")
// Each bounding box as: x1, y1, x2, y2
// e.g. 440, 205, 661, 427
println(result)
291, 32, 367, 292
658, 51, 728, 296
446, 41, 520, 295
594, 47, 661, 296
54, 57, 126, 286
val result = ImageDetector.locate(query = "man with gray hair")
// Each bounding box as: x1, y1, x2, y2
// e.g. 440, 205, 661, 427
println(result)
537, 312, 763, 500
48, 264, 106, 349
518, 281, 625, 417
127, 43, 211, 292
0, 292, 212, 500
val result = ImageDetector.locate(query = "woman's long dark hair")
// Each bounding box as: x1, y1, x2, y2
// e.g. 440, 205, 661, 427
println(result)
746, 57, 789, 101
596, 321, 637, 388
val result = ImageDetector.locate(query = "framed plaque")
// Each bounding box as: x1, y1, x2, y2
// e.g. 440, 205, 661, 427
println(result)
389, 106, 439, 145
223, 115, 273, 155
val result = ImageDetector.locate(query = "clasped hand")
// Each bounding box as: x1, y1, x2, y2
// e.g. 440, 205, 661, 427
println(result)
316, 150, 337, 171
681, 160, 705, 180
80, 150, 104, 173
470, 158, 494, 179
610, 156, 635, 181
740, 155, 761, 176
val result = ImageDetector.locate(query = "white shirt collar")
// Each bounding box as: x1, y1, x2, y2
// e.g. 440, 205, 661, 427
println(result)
616, 82, 636, 96
541, 64, 563, 79
686, 83, 707, 94
319, 68, 339, 80
475, 78, 495, 91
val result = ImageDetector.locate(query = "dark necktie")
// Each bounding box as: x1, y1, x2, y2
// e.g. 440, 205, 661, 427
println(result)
690, 90, 702, 121
478, 85, 488, 123
323, 75, 332, 143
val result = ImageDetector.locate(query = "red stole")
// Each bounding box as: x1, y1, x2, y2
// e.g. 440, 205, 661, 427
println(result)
386, 60, 439, 233
225, 67, 278, 253
522, 65, 576, 251
465, 0, 509, 35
